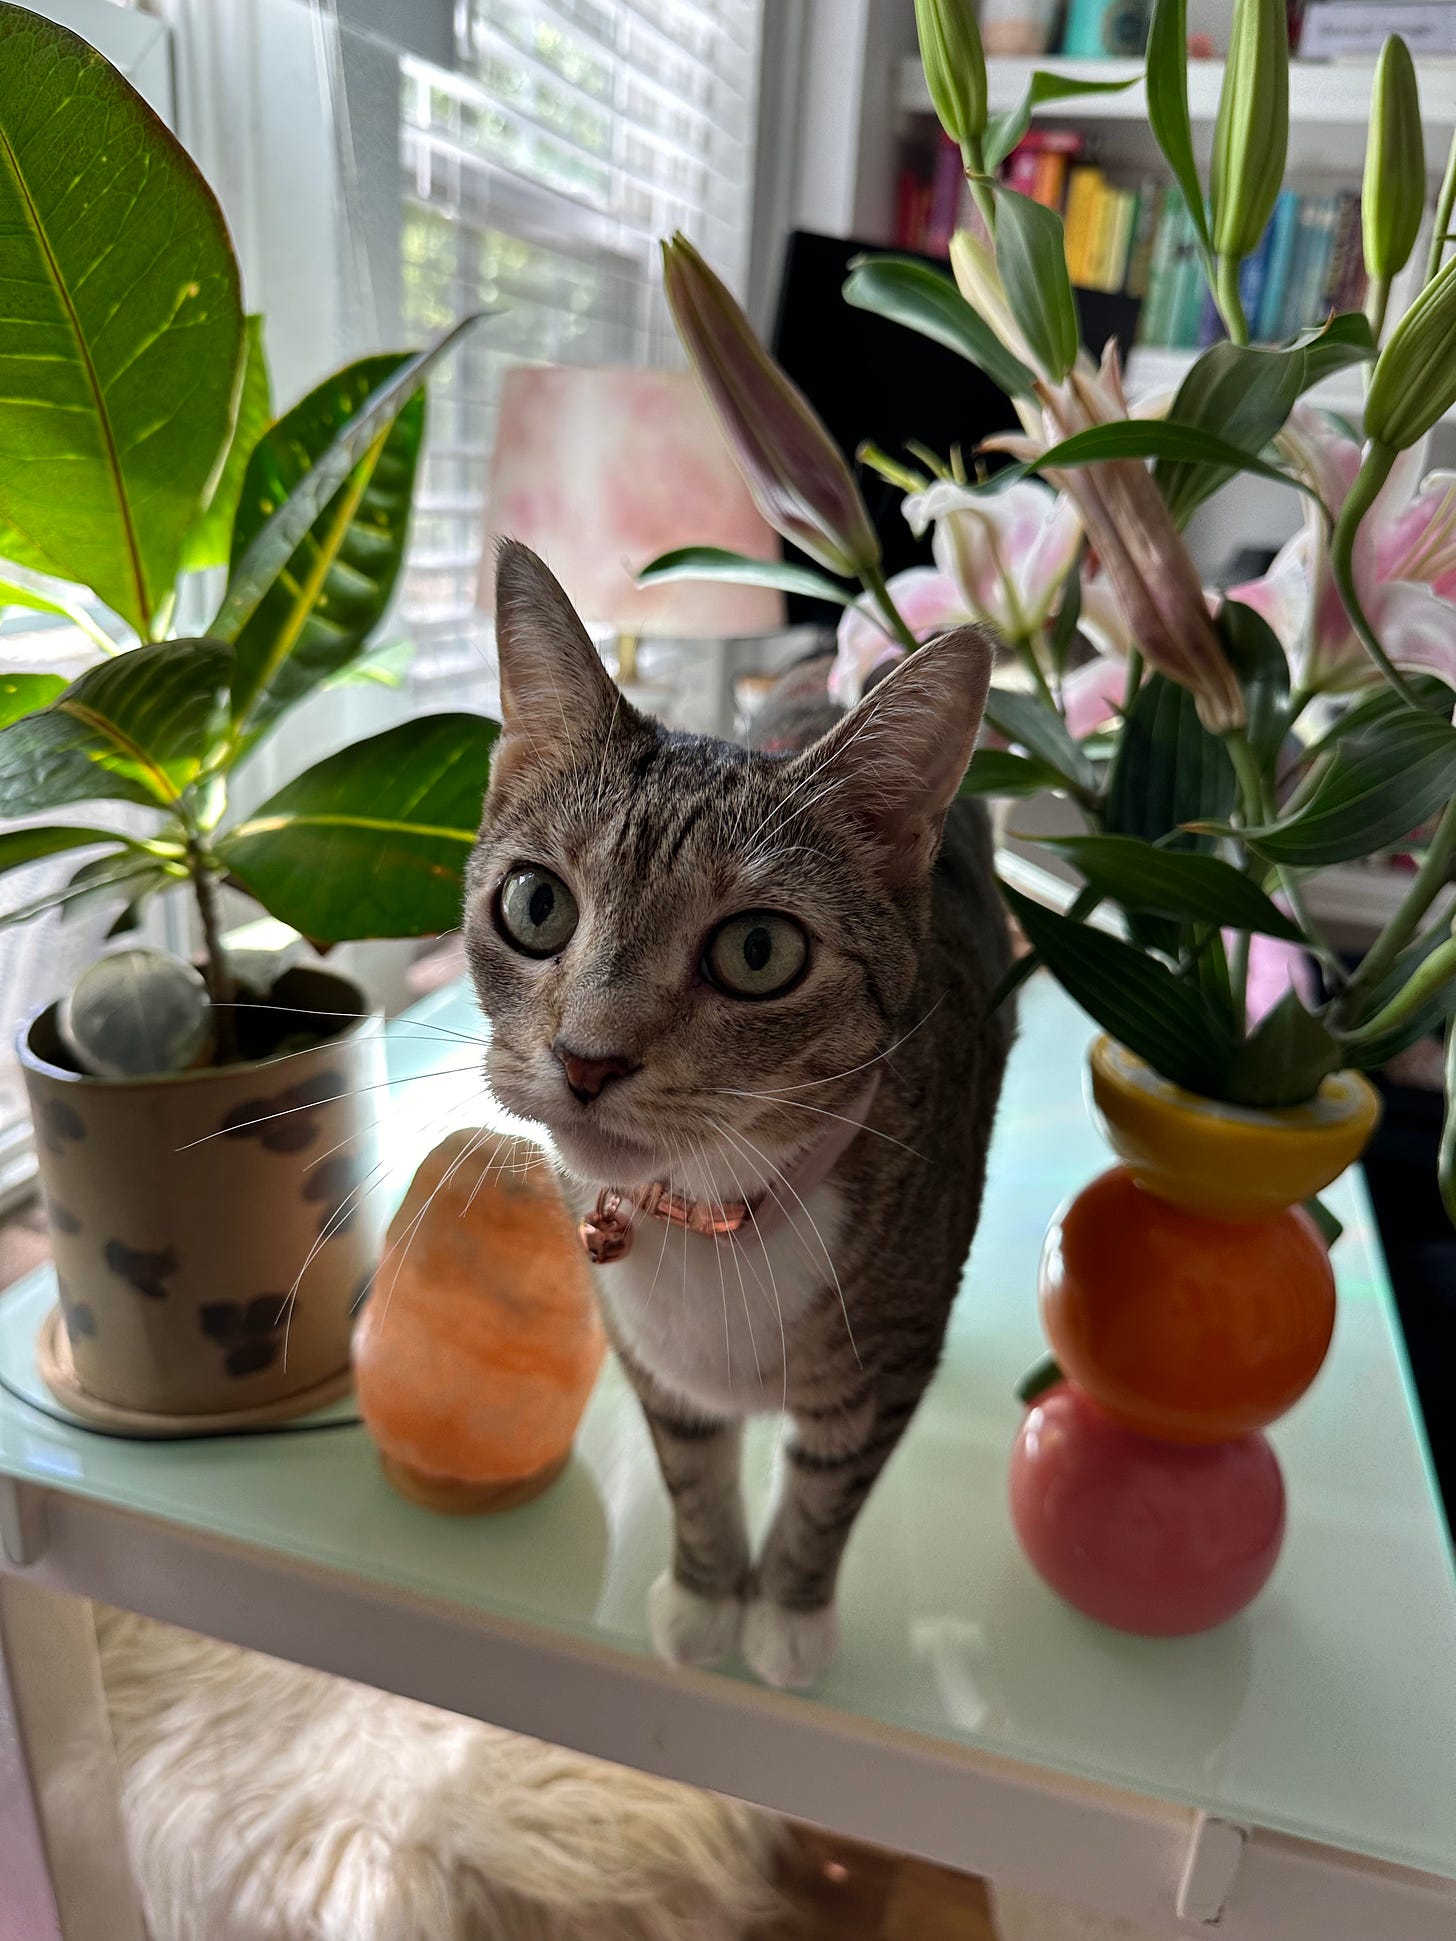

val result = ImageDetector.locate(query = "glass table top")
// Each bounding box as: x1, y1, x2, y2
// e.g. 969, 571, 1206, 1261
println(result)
2, 975, 1453, 1879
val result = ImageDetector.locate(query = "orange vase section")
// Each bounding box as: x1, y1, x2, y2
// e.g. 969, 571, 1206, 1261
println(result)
1040, 1165, 1336, 1444
354, 1129, 605, 1509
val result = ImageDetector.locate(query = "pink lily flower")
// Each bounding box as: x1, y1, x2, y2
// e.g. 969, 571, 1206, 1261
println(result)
902, 477, 1083, 644
1229, 405, 1456, 693
829, 567, 968, 704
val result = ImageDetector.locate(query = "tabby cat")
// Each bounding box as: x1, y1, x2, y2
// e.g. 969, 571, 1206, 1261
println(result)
465, 542, 1014, 1688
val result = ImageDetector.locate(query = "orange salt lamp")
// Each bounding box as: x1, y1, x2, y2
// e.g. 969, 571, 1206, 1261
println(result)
354, 1129, 605, 1511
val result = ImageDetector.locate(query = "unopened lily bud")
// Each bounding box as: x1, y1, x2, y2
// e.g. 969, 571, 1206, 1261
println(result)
1363, 37, 1424, 283
914, 0, 987, 148
1365, 255, 1456, 448
661, 234, 880, 579
1211, 0, 1289, 260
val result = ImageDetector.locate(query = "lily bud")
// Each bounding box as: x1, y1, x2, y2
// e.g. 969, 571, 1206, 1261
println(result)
1363, 37, 1424, 283
1365, 255, 1456, 449
660, 234, 880, 579
1211, 0, 1289, 261
914, 0, 987, 148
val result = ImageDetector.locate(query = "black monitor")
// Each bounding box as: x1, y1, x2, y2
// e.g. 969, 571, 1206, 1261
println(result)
769, 229, 1141, 623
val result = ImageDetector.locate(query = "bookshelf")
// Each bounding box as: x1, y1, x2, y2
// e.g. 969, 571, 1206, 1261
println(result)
898, 53, 1456, 126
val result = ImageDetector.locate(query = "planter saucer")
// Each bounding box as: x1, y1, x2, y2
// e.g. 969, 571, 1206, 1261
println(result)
0, 1269, 357, 1440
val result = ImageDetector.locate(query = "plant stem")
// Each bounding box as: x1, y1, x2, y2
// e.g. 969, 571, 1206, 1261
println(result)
1215, 255, 1250, 346
1329, 442, 1427, 709
1223, 725, 1266, 1025
189, 846, 237, 1063
862, 563, 921, 654
1427, 129, 1456, 288
1120, 646, 1143, 718
962, 137, 997, 237
1365, 274, 1392, 349
1016, 632, 1059, 712
1340, 935, 1456, 1048
1340, 793, 1456, 1017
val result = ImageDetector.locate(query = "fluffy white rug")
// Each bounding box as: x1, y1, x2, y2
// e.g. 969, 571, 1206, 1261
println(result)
94, 1607, 783, 1941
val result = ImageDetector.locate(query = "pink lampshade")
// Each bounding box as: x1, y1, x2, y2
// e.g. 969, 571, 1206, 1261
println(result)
480, 365, 786, 638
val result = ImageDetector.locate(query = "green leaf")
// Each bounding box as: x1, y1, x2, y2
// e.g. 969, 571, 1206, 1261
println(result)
1104, 672, 1237, 847
0, 848, 167, 929
842, 254, 1036, 399
1305, 675, 1454, 756
983, 687, 1095, 791
1048, 555, 1082, 682
218, 712, 498, 941
1226, 990, 1340, 1107
1303, 1194, 1345, 1248
1032, 421, 1312, 498
0, 4, 243, 633
213, 315, 484, 663
986, 71, 1142, 171
1297, 311, 1376, 389
0, 824, 132, 878
320, 637, 416, 692
1218, 598, 1290, 766
1344, 922, 1456, 1068
636, 545, 854, 606
0, 672, 64, 729
1156, 341, 1307, 524
0, 638, 232, 815
994, 189, 1079, 382
180, 315, 273, 574
1001, 882, 1234, 1095
1247, 711, 1456, 866
224, 352, 428, 736
1036, 833, 1302, 937
1146, 0, 1212, 261
0, 577, 118, 654
959, 747, 1064, 797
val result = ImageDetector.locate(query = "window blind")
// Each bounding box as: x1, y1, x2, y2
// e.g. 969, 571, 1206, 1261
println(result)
399, 0, 763, 645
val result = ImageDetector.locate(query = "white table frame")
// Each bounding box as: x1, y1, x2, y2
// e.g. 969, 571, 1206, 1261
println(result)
4, 1472, 1454, 1941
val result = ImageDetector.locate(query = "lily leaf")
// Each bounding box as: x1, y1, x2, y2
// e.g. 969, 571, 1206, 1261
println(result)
1246, 710, 1456, 866
1226, 990, 1341, 1108
224, 352, 427, 737
842, 254, 1036, 399
1218, 598, 1290, 767
0, 3, 243, 633
180, 315, 273, 574
1297, 311, 1377, 389
636, 545, 854, 606
0, 824, 136, 878
1001, 882, 1234, 1096
1036, 833, 1302, 938
1028, 421, 1313, 498
1305, 675, 1454, 756
0, 639, 232, 815
1344, 923, 1456, 1068
986, 71, 1142, 171
218, 712, 498, 940
1104, 672, 1237, 848
1146, 0, 1212, 263
1157, 341, 1307, 525
959, 747, 1064, 797
0, 672, 64, 729
993, 190, 1079, 383
983, 687, 1096, 791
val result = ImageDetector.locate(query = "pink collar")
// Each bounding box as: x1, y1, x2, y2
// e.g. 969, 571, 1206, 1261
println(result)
579, 1076, 881, 1265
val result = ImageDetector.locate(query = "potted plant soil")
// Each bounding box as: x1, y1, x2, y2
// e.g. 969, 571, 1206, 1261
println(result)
0, 6, 494, 1427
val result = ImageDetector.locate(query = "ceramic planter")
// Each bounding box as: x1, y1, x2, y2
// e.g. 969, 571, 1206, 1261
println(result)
1011, 1034, 1381, 1635
19, 965, 385, 1426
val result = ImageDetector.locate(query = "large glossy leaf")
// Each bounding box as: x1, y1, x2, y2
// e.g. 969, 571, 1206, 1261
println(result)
1037, 833, 1302, 937
180, 315, 273, 574
994, 190, 1079, 383
1247, 711, 1456, 866
0, 4, 243, 633
1031, 421, 1311, 498
636, 545, 854, 605
986, 71, 1142, 171
0, 823, 134, 878
1156, 342, 1307, 525
959, 747, 1064, 797
983, 687, 1096, 791
1146, 0, 1212, 262
213, 315, 483, 671
842, 254, 1036, 399
0, 639, 231, 815
1218, 598, 1290, 766
224, 352, 427, 736
1226, 991, 1341, 1107
0, 576, 117, 654
1297, 311, 1376, 388
1345, 923, 1456, 1069
1001, 882, 1234, 1095
1104, 672, 1237, 847
218, 712, 498, 940
0, 848, 167, 929
1306, 674, 1455, 756
0, 672, 64, 728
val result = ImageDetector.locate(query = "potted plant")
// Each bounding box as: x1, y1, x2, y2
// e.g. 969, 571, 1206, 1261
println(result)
640, 0, 1456, 1627
0, 6, 494, 1426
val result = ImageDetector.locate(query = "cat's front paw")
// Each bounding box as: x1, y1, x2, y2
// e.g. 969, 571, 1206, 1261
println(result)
741, 1599, 839, 1689
647, 1571, 744, 1668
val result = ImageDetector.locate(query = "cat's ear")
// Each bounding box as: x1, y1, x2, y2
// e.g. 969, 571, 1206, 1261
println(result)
489, 540, 635, 791
795, 627, 996, 887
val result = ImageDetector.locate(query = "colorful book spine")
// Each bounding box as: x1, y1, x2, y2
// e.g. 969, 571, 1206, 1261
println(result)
1277, 197, 1325, 337
1063, 166, 1104, 286
1032, 146, 1072, 211
1299, 196, 1340, 328
1237, 212, 1277, 337
1088, 180, 1121, 290
1125, 182, 1161, 300
925, 133, 963, 256
1256, 190, 1300, 341
1196, 282, 1224, 349
1140, 187, 1184, 343
1006, 145, 1041, 199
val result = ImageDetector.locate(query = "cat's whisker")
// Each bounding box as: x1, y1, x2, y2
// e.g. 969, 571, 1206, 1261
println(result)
461, 1133, 548, 1215
710, 1117, 790, 1428
174, 1066, 486, 1151
711, 1089, 926, 1162
733, 995, 948, 1099
212, 1000, 489, 1054
724, 1118, 860, 1370
374, 1125, 496, 1336
640, 1131, 683, 1320
705, 1126, 764, 1396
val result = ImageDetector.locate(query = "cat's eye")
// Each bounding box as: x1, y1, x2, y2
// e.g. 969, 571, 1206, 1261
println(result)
497, 866, 579, 958
704, 911, 808, 999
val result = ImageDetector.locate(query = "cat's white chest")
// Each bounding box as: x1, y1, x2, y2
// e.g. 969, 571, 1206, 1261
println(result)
595, 1182, 847, 1418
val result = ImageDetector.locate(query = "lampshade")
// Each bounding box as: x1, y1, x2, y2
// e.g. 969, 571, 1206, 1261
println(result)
479, 365, 786, 638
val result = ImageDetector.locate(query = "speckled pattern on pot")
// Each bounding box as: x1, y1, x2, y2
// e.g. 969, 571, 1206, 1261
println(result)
18, 967, 385, 1419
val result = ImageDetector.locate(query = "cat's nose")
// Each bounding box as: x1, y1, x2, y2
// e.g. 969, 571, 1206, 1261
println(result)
553, 1040, 639, 1105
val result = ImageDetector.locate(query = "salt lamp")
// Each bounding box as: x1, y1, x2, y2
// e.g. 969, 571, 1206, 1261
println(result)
354, 1129, 605, 1510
